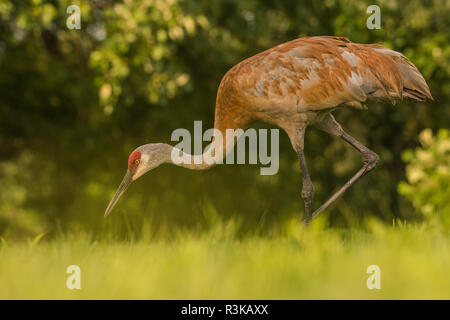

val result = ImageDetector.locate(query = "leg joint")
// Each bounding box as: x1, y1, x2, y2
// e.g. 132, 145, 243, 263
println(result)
364, 150, 379, 171
301, 180, 314, 201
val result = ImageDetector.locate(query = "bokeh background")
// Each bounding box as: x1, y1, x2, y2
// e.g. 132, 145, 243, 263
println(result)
0, 0, 449, 241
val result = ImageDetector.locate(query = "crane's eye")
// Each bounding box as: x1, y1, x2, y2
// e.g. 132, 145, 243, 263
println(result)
134, 159, 140, 166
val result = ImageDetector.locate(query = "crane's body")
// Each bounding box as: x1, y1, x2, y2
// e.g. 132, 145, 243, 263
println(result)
214, 36, 431, 138
105, 36, 432, 224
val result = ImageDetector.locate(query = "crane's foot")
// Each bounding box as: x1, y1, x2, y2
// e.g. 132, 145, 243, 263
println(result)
301, 217, 311, 227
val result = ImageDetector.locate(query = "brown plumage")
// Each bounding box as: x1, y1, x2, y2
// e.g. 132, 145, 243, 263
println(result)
105, 36, 432, 223
214, 36, 432, 134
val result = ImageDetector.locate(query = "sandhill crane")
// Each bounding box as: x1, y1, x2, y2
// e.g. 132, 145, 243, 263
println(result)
105, 36, 432, 224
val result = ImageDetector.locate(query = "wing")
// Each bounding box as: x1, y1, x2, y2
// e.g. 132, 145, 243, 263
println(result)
226, 36, 432, 112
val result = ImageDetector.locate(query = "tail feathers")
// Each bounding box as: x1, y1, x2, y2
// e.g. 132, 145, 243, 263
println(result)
377, 48, 433, 102
403, 88, 430, 101
396, 56, 433, 101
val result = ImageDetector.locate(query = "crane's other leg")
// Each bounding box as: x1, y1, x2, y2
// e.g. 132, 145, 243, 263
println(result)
310, 113, 379, 221
290, 127, 314, 225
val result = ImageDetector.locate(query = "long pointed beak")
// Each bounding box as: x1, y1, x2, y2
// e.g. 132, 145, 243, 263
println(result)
104, 170, 133, 217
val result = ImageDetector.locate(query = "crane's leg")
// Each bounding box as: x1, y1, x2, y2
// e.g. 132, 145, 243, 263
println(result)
310, 113, 379, 222
291, 127, 314, 225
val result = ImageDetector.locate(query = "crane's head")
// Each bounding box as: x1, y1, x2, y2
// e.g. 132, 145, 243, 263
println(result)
104, 143, 171, 217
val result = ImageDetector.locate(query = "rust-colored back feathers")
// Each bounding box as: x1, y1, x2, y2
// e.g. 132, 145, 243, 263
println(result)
213, 36, 432, 138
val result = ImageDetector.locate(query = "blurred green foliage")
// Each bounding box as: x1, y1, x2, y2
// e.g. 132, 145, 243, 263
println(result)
0, 0, 449, 239
399, 129, 450, 227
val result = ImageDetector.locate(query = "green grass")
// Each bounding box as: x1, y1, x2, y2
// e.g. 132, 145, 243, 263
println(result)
0, 218, 449, 299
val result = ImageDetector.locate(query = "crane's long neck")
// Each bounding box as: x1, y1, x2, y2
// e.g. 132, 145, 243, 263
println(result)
162, 97, 250, 170
165, 127, 237, 170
